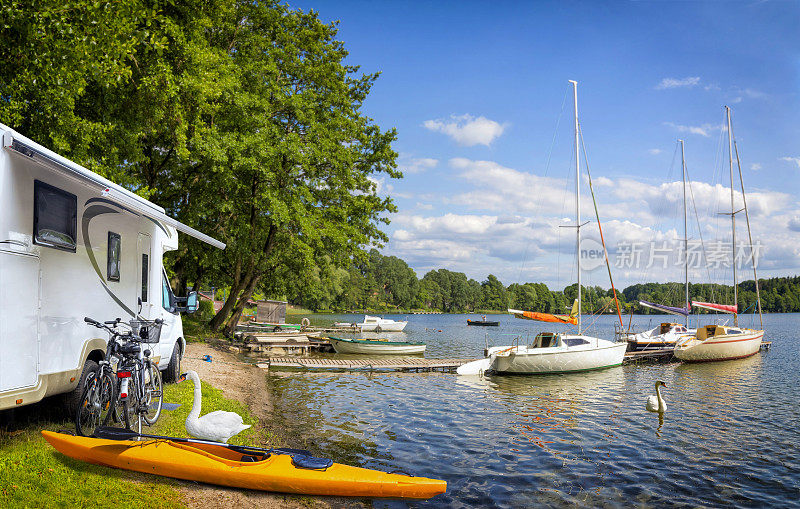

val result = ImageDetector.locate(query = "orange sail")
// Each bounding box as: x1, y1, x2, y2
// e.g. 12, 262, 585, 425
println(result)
508, 299, 578, 325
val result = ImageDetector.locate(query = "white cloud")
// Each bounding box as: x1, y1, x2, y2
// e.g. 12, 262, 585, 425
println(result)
423, 114, 507, 146
655, 77, 701, 90
399, 157, 438, 174
648, 148, 662, 155
381, 157, 800, 287
750, 163, 762, 171
416, 202, 434, 210
779, 156, 800, 169
664, 122, 724, 138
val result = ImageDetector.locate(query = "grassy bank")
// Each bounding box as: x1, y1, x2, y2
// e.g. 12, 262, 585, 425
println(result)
0, 378, 261, 508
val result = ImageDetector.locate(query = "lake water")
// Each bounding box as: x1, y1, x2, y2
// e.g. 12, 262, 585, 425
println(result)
266, 313, 800, 508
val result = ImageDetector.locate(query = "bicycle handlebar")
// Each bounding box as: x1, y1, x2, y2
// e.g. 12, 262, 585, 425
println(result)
84, 317, 101, 326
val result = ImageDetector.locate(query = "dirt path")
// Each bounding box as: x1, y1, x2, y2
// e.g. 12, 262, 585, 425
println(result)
177, 342, 361, 509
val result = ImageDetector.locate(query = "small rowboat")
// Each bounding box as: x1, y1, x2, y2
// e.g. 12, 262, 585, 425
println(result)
466, 319, 499, 327
41, 431, 446, 499
328, 336, 426, 355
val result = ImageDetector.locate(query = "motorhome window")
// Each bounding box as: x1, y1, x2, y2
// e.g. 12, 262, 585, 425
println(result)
162, 273, 176, 313
33, 180, 77, 251
107, 232, 121, 281
141, 254, 149, 302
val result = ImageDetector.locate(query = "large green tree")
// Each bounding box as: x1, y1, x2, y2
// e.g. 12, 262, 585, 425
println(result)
201, 3, 398, 334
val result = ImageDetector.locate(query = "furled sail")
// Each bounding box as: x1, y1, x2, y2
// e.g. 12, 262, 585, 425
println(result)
638, 300, 690, 317
691, 301, 737, 314
508, 299, 578, 325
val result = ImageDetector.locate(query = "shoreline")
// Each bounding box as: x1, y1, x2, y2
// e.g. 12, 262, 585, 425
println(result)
180, 341, 362, 509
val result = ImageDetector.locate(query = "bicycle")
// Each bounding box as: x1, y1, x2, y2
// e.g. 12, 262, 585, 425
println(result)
116, 319, 164, 433
75, 317, 127, 436
77, 317, 164, 436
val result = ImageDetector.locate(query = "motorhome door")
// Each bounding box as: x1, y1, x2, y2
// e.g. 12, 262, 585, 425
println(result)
0, 249, 40, 391
137, 232, 159, 360
137, 233, 152, 317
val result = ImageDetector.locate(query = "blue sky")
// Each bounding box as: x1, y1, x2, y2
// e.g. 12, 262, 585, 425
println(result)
290, 0, 800, 289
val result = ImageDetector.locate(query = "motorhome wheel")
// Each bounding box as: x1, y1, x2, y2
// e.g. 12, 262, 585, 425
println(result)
65, 359, 99, 418
163, 343, 182, 383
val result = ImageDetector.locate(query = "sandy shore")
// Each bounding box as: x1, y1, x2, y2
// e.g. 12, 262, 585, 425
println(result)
178, 342, 362, 509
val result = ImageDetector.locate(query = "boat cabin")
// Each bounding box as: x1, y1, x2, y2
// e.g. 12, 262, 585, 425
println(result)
532, 332, 559, 348
660, 323, 688, 334
696, 325, 742, 339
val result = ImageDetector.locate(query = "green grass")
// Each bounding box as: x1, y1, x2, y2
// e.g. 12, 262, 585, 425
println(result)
0, 377, 268, 508
181, 316, 220, 343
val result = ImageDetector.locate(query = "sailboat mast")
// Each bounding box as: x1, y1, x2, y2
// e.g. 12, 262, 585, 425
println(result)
570, 80, 581, 334
680, 139, 689, 328
726, 106, 738, 327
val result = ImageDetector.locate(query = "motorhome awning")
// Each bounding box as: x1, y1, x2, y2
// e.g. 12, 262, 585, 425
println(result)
3, 130, 225, 249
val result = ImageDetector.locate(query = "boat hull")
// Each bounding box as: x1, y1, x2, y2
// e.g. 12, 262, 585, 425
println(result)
674, 329, 763, 362
466, 320, 499, 326
359, 322, 407, 332
492, 338, 627, 374
330, 338, 426, 355
41, 431, 445, 499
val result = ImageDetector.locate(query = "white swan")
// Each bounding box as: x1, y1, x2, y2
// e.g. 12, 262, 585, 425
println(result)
180, 370, 251, 443
646, 380, 667, 413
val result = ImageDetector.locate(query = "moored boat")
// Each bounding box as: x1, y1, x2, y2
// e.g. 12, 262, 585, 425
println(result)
467, 319, 499, 326
490, 333, 627, 374
674, 325, 763, 362
41, 430, 446, 499
674, 106, 764, 362
328, 336, 426, 355
626, 322, 693, 350
357, 315, 408, 332
458, 81, 627, 376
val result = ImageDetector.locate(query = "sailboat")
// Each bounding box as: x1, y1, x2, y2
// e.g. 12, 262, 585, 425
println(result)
628, 139, 696, 350
674, 106, 764, 362
457, 80, 627, 375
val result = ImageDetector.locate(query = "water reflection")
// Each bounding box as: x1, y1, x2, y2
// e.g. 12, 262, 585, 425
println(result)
265, 313, 800, 508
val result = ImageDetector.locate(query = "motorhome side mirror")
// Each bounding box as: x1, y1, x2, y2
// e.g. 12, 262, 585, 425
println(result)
186, 291, 198, 314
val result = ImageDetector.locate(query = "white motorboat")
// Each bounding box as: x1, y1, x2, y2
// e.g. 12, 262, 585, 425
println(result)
458, 81, 626, 376
674, 106, 764, 363
328, 336, 425, 355
357, 315, 408, 332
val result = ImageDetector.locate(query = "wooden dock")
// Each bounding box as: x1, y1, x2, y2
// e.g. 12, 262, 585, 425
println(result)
623, 349, 675, 363
259, 357, 473, 373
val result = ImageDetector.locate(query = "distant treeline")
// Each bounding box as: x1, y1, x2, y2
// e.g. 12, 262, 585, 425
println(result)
287, 249, 800, 314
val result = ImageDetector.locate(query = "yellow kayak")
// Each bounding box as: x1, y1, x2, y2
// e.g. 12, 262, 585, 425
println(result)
42, 431, 446, 499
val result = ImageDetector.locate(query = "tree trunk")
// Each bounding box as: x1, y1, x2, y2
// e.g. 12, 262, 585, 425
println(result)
223, 271, 262, 337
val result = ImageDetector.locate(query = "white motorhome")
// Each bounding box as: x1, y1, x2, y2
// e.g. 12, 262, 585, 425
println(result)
0, 123, 224, 412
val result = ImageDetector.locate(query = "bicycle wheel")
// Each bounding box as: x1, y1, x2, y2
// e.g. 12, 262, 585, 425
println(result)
103, 378, 126, 427
142, 361, 163, 425
75, 370, 115, 437
120, 374, 137, 430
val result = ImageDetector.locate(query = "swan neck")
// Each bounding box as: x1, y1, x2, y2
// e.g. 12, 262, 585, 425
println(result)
189, 374, 202, 418
656, 384, 665, 408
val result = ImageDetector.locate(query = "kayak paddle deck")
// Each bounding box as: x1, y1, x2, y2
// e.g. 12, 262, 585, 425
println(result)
41, 431, 446, 499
